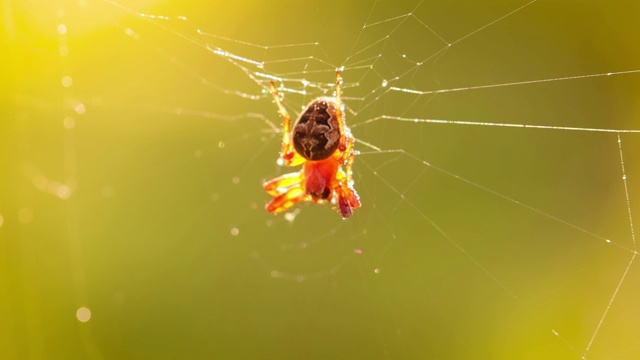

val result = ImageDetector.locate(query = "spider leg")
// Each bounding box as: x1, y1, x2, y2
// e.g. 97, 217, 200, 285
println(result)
264, 172, 308, 214
270, 81, 303, 166
334, 177, 361, 218
265, 186, 307, 215
344, 150, 357, 187
263, 172, 303, 196
339, 130, 355, 165
334, 70, 347, 153
333, 152, 361, 218
334, 69, 355, 164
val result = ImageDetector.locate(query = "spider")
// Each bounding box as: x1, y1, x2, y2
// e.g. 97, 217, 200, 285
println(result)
263, 70, 361, 218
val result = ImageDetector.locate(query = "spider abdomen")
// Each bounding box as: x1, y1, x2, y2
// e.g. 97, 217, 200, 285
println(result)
292, 98, 341, 161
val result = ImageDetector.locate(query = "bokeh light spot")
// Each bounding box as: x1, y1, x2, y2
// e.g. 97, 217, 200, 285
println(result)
73, 102, 86, 115
76, 307, 91, 322
18, 208, 33, 224
62, 76, 73, 87
56, 185, 71, 199
63, 116, 75, 129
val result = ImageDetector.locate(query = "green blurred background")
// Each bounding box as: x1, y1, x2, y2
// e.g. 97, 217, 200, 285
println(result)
2, 0, 640, 359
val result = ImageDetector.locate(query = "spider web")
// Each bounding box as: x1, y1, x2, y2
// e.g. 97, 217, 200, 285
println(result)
3, 0, 640, 359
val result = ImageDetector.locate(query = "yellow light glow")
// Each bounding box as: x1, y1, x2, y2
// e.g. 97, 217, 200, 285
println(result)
76, 307, 91, 323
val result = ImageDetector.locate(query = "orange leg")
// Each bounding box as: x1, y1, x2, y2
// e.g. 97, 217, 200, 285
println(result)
344, 148, 357, 186
334, 166, 361, 218
263, 172, 303, 196
263, 171, 309, 214
334, 182, 361, 218
334, 70, 360, 217
334, 70, 348, 152
265, 186, 307, 214
269, 81, 305, 167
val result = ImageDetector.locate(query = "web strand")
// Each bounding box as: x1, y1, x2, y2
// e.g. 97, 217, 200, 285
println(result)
583, 135, 639, 358
353, 115, 640, 133
389, 69, 640, 96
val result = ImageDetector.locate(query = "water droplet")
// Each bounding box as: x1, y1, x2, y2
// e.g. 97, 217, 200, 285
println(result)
218, 141, 225, 149
230, 227, 239, 236
231, 177, 240, 184
124, 28, 140, 40
374, 268, 380, 274
59, 46, 69, 56
57, 24, 67, 34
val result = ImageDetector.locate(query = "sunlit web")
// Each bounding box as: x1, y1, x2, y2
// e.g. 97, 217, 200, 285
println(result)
6, 0, 640, 358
